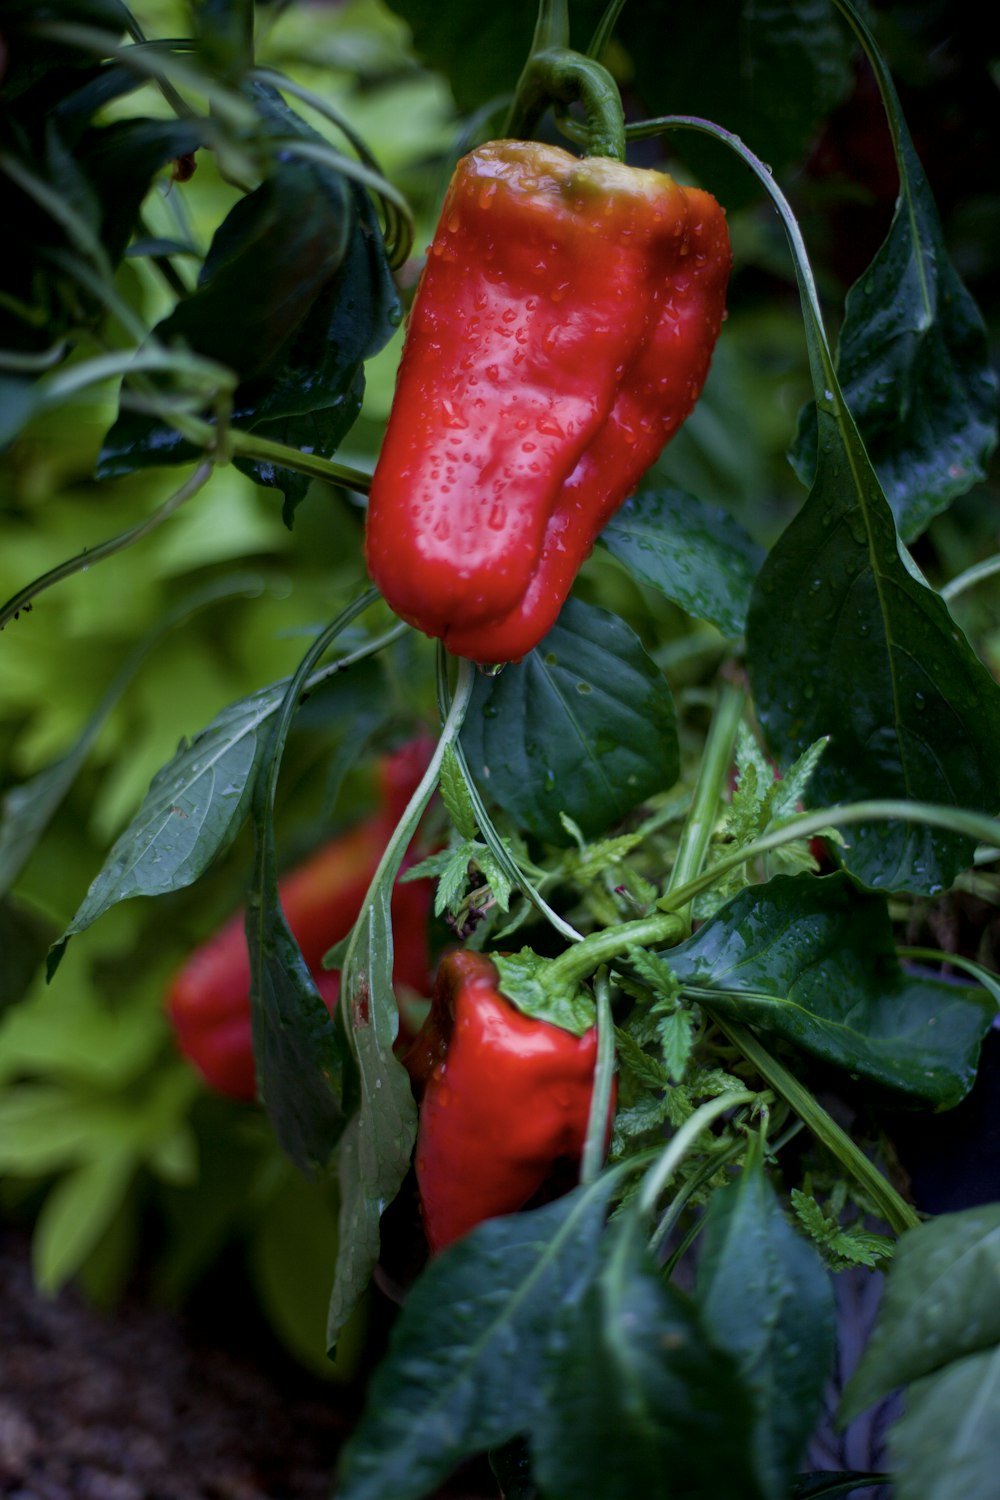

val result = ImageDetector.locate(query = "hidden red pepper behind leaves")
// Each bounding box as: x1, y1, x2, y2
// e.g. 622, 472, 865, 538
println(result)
404, 948, 613, 1254
167, 736, 436, 1100
366, 139, 730, 664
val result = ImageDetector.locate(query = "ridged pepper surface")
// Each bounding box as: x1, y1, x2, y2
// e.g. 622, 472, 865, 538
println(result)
404, 948, 611, 1253
167, 737, 436, 1100
366, 139, 730, 664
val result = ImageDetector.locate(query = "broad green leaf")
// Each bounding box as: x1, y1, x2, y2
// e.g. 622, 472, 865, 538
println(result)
842, 1205, 1000, 1420
49, 680, 281, 972
493, 949, 596, 1036
327, 885, 417, 1341
666, 874, 993, 1106
599, 486, 764, 638
460, 597, 679, 847
697, 1153, 835, 1497
98, 85, 401, 511
791, 3, 998, 538
741, 148, 1000, 894
328, 668, 470, 1344
533, 1211, 763, 1500
245, 819, 347, 1174
890, 1347, 1000, 1500
335, 1182, 616, 1500
98, 155, 351, 478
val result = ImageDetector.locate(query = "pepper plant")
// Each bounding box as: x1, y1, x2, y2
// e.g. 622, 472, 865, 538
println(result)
1, 1, 999, 1496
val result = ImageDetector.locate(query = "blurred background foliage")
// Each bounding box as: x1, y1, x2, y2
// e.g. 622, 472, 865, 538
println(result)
0, 0, 996, 1377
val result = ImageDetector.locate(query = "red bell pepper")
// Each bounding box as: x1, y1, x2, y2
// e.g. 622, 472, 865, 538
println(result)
167, 737, 435, 1100
404, 948, 613, 1253
366, 139, 730, 664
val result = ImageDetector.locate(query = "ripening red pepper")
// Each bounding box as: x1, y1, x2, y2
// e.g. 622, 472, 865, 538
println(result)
404, 949, 613, 1254
366, 139, 730, 664
167, 737, 436, 1100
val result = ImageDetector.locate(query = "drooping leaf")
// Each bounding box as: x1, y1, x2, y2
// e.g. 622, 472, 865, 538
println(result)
49, 679, 285, 972
327, 880, 418, 1342
888, 1348, 1000, 1500
98, 84, 401, 511
533, 1210, 764, 1500
665, 874, 993, 1107
460, 597, 678, 847
599, 486, 764, 637
245, 810, 348, 1175
842, 1204, 1000, 1420
335, 1182, 616, 1500
697, 1152, 836, 1497
791, 3, 998, 538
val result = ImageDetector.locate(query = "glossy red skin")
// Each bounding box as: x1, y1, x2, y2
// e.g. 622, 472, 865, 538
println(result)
366, 139, 730, 664
168, 739, 434, 1100
405, 949, 611, 1254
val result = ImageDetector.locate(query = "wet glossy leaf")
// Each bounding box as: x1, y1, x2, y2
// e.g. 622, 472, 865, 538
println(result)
697, 1153, 835, 1496
842, 1205, 1000, 1419
245, 810, 347, 1174
747, 398, 1000, 894
336, 1182, 616, 1500
666, 874, 993, 1106
791, 18, 998, 538
461, 597, 678, 846
49, 680, 286, 972
534, 1211, 763, 1500
889, 1347, 1000, 1500
599, 486, 764, 637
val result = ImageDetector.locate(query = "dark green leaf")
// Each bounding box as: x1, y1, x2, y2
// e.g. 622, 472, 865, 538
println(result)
790, 16, 998, 539
666, 874, 993, 1106
746, 398, 1000, 894
533, 1211, 763, 1500
489, 1439, 537, 1500
697, 1152, 835, 1496
99, 84, 400, 509
246, 809, 347, 1174
599, 486, 764, 637
891, 1348, 1000, 1500
842, 1204, 1000, 1419
460, 597, 678, 847
77, 117, 205, 265
335, 1182, 616, 1500
49, 680, 283, 972
327, 885, 418, 1341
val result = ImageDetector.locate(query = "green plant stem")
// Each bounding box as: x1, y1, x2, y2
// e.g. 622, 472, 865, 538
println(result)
505, 46, 625, 160
665, 679, 744, 929
638, 1091, 756, 1217
711, 1016, 920, 1234
0, 463, 213, 631
650, 1130, 748, 1261
547, 910, 686, 991
662, 799, 1000, 913
580, 967, 615, 1185
941, 553, 1000, 603
225, 430, 373, 492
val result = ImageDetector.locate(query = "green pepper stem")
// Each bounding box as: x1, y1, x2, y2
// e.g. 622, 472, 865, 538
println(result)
505, 46, 626, 161
666, 679, 744, 930
547, 909, 687, 991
